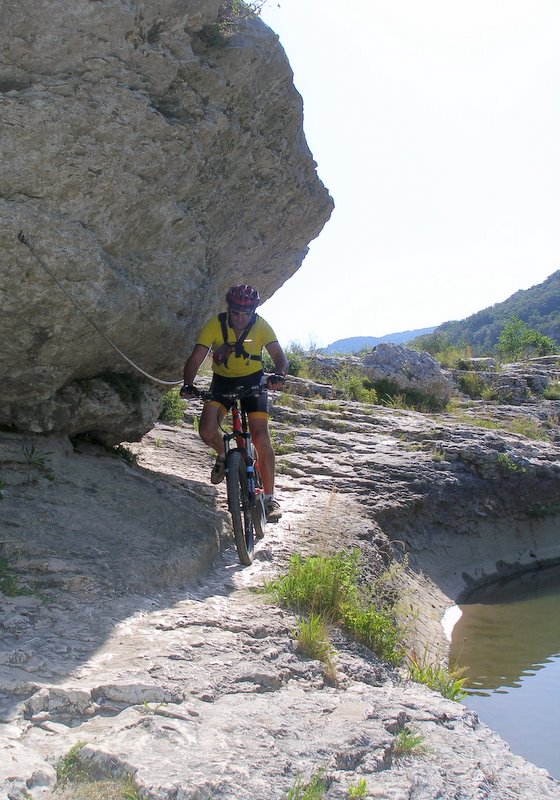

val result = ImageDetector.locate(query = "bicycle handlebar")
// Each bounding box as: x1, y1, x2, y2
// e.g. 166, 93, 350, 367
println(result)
193, 384, 264, 403
182, 374, 285, 403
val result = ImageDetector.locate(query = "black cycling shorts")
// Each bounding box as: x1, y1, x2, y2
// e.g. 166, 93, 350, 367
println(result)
209, 371, 268, 415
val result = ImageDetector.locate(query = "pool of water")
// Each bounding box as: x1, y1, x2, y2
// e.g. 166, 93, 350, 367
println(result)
448, 565, 560, 779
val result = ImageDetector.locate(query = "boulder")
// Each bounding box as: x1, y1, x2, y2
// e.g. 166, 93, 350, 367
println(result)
362, 343, 453, 405
0, 1, 333, 441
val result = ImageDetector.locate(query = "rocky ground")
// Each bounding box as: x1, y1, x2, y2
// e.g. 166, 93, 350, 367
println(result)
1, 387, 560, 799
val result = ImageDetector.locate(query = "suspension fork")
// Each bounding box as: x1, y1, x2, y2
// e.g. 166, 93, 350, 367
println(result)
238, 406, 257, 503
226, 405, 256, 506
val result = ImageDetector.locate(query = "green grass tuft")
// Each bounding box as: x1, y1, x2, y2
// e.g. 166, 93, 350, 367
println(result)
347, 778, 367, 798
55, 743, 140, 799
407, 652, 466, 700
293, 614, 336, 680
284, 770, 327, 800
392, 726, 429, 759
497, 452, 526, 474
0, 557, 33, 598
262, 550, 403, 665
543, 381, 560, 400
56, 743, 89, 785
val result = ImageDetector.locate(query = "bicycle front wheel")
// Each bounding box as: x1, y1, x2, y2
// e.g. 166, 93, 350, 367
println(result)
251, 445, 266, 541
226, 449, 254, 566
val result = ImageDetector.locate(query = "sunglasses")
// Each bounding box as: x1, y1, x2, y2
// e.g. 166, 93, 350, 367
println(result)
229, 307, 253, 316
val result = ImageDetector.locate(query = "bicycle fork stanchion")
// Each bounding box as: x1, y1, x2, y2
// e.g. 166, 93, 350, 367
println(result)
223, 412, 258, 564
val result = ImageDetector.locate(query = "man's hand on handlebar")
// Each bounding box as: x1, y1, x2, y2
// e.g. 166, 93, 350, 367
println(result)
266, 373, 286, 390
180, 383, 199, 399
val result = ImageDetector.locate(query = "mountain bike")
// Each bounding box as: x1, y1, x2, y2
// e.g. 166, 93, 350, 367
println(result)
191, 381, 269, 566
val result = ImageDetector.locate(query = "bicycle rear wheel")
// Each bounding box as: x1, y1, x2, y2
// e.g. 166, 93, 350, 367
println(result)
226, 449, 254, 566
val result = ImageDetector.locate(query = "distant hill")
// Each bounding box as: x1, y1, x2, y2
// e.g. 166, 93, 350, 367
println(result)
323, 327, 436, 354
434, 270, 560, 354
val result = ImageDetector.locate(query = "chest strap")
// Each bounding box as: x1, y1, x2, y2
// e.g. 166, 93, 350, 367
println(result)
218, 312, 262, 369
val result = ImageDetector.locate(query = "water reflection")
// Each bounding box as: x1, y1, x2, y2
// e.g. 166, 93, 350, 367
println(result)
449, 564, 560, 778
450, 566, 560, 693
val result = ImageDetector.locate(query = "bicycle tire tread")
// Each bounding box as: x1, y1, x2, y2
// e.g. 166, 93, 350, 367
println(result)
226, 449, 254, 566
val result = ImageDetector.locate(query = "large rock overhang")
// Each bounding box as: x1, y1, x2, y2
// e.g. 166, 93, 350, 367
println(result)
0, 1, 333, 441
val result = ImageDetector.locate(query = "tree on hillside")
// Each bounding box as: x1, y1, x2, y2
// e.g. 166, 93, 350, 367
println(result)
435, 270, 560, 354
409, 331, 451, 355
495, 316, 558, 361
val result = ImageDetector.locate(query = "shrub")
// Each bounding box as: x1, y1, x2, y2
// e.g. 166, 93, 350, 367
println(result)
286, 343, 305, 376
437, 345, 474, 369
341, 602, 402, 665
382, 393, 410, 410
262, 343, 304, 377
409, 331, 452, 355
111, 444, 138, 465
262, 348, 274, 373
496, 316, 558, 361
264, 551, 357, 617
497, 452, 526, 474
526, 502, 560, 518
456, 371, 487, 399
159, 387, 184, 424
334, 367, 378, 403
410, 333, 474, 369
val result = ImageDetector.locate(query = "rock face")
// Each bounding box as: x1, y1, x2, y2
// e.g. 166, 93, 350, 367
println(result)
0, 1, 333, 441
452, 355, 560, 405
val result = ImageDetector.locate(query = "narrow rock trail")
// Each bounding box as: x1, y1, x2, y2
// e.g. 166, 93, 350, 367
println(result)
1, 398, 560, 799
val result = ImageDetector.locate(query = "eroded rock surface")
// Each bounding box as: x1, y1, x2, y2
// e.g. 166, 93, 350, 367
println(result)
1, 384, 560, 799
0, 0, 332, 440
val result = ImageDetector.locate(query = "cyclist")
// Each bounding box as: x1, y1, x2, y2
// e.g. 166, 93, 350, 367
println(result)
181, 284, 289, 523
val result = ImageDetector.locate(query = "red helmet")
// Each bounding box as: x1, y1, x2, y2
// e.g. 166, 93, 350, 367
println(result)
226, 284, 260, 310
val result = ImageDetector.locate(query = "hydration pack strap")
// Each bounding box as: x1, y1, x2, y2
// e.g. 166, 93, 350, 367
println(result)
218, 312, 262, 369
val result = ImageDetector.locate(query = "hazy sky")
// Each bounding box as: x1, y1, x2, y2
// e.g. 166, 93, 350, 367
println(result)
258, 0, 560, 348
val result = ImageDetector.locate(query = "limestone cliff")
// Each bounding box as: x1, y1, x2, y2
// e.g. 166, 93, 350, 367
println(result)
0, 0, 333, 442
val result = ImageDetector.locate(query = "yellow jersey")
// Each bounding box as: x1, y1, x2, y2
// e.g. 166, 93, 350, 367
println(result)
196, 313, 277, 378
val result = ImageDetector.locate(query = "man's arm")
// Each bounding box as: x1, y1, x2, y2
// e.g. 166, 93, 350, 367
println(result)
182, 344, 210, 387
265, 341, 289, 381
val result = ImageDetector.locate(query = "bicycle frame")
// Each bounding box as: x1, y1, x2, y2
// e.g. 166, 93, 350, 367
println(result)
222, 402, 260, 502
